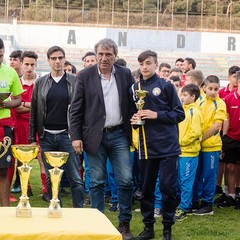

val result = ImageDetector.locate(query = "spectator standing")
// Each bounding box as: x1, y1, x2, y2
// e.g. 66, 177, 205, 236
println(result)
29, 45, 84, 208
82, 51, 97, 68
158, 63, 171, 79
175, 84, 203, 221
13, 50, 50, 202
9, 50, 23, 77
193, 75, 226, 215
215, 66, 240, 200
0, 38, 23, 206
217, 70, 240, 209
70, 38, 134, 240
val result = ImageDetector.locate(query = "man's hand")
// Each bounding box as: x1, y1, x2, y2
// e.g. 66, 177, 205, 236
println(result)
72, 140, 83, 154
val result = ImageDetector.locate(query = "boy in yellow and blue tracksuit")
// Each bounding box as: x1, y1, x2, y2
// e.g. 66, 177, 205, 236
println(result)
175, 84, 203, 221
193, 75, 227, 216
184, 69, 206, 105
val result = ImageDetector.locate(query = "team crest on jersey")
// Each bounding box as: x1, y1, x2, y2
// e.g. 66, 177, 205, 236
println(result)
0, 80, 8, 88
152, 87, 161, 96
6, 155, 11, 162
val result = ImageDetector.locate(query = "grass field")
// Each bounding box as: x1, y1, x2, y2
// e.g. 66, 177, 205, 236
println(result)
10, 160, 240, 240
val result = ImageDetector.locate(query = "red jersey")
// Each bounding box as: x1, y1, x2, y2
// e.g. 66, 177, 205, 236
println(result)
225, 91, 240, 141
181, 73, 186, 86
219, 84, 237, 101
16, 77, 34, 121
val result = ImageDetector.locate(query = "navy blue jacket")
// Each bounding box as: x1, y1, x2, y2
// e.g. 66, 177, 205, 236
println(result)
130, 73, 185, 159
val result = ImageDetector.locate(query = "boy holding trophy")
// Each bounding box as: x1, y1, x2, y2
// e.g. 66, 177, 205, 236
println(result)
130, 50, 185, 240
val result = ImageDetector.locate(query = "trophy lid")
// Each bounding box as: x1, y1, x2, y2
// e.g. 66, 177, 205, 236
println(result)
135, 90, 149, 98
0, 92, 11, 102
44, 151, 69, 168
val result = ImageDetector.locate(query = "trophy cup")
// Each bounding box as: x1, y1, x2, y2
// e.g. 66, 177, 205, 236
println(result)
0, 136, 11, 158
11, 145, 39, 218
44, 151, 69, 218
135, 90, 149, 125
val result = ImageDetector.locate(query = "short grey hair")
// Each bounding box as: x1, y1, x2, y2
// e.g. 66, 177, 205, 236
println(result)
94, 38, 118, 56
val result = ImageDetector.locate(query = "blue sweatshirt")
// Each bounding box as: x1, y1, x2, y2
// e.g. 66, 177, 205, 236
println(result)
130, 73, 185, 159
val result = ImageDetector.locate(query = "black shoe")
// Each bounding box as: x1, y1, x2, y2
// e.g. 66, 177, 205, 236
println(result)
187, 201, 200, 214
193, 205, 213, 216
11, 185, 21, 193
235, 196, 240, 210
134, 188, 142, 201
217, 196, 235, 208
214, 193, 227, 204
163, 228, 172, 240
42, 192, 51, 202
118, 222, 133, 240
192, 201, 200, 210
27, 189, 33, 197
108, 203, 119, 212
235, 188, 240, 210
215, 185, 223, 195
135, 226, 155, 240
105, 195, 111, 204
84, 197, 91, 206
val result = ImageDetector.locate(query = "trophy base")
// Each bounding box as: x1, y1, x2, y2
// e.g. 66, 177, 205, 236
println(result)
16, 208, 32, 218
16, 197, 32, 218
48, 209, 62, 218
136, 119, 145, 125
48, 199, 62, 218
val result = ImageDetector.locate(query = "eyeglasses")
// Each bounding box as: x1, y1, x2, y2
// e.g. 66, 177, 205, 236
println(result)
49, 56, 65, 61
161, 70, 170, 73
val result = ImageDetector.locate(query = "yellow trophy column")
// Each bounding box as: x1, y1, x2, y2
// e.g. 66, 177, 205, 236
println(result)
44, 151, 69, 218
11, 145, 39, 218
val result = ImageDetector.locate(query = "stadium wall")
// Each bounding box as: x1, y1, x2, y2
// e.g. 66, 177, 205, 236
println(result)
1, 21, 240, 54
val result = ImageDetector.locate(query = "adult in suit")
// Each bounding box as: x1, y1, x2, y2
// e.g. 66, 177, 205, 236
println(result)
69, 38, 134, 240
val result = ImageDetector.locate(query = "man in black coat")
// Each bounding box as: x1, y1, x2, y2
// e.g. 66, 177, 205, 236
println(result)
69, 38, 134, 240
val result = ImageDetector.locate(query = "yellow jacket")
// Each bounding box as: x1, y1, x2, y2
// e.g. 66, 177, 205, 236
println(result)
199, 96, 227, 152
196, 88, 206, 106
179, 103, 203, 157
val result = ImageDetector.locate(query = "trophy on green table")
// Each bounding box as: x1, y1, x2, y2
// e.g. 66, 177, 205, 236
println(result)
135, 90, 149, 125
44, 151, 69, 218
11, 145, 39, 218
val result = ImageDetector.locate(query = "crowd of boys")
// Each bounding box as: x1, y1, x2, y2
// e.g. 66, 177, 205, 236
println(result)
1, 36, 240, 240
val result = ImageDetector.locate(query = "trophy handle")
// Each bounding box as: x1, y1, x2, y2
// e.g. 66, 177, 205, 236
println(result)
0, 136, 11, 158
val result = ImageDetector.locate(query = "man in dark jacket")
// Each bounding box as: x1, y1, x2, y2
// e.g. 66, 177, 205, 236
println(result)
69, 38, 134, 240
29, 46, 84, 208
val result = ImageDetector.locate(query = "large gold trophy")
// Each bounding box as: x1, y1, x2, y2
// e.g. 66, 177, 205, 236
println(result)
44, 151, 69, 218
11, 145, 39, 218
135, 90, 149, 125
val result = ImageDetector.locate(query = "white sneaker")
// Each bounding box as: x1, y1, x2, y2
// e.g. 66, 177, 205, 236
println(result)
154, 208, 162, 217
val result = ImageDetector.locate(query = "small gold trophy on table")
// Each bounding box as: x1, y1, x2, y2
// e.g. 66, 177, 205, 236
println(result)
44, 151, 69, 218
11, 145, 39, 218
135, 90, 149, 125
